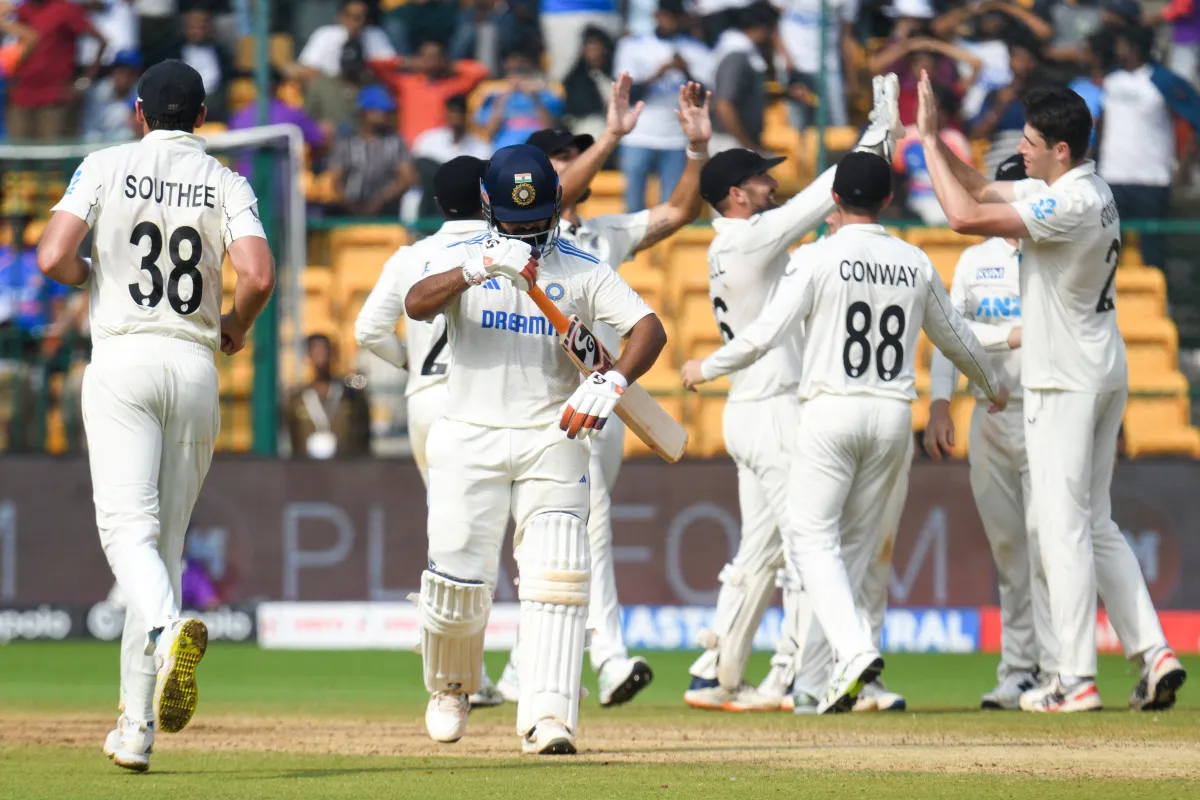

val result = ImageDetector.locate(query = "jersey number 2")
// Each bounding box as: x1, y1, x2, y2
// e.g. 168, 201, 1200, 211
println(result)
420, 326, 449, 376
128, 222, 204, 315
843, 302, 906, 381
1095, 238, 1120, 313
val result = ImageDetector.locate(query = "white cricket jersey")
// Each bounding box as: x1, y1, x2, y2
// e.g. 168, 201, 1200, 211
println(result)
558, 210, 651, 352
930, 237, 1023, 403
354, 220, 490, 397
415, 239, 654, 429
1010, 161, 1128, 393
50, 130, 266, 353
706, 165, 836, 402
701, 224, 1000, 404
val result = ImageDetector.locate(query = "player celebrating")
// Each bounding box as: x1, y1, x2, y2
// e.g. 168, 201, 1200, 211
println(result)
682, 151, 1006, 713
915, 73, 1187, 712
679, 77, 904, 712
37, 60, 274, 770
923, 154, 1059, 710
492, 81, 712, 708
405, 144, 666, 753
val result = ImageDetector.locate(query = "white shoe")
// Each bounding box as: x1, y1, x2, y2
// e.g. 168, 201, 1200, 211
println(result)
469, 672, 505, 708
496, 659, 520, 704
756, 663, 793, 704
522, 718, 576, 755
1020, 675, 1103, 713
853, 679, 906, 712
598, 656, 653, 707
103, 715, 153, 772
152, 618, 208, 734
724, 684, 782, 712
982, 668, 1039, 710
819, 651, 884, 715
1130, 647, 1187, 711
791, 691, 820, 715
683, 679, 734, 711
425, 691, 470, 743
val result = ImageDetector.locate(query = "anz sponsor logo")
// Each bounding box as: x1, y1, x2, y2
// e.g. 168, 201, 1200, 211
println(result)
975, 266, 1005, 280
975, 295, 1021, 319
480, 310, 556, 336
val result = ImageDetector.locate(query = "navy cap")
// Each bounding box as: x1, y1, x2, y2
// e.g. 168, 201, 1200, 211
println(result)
481, 144, 560, 223
832, 151, 893, 208
433, 156, 487, 216
137, 59, 205, 123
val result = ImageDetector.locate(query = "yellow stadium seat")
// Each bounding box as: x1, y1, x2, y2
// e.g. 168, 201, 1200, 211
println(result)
660, 226, 714, 311
330, 226, 408, 306
905, 228, 984, 287
578, 194, 625, 217
229, 78, 256, 113
689, 394, 728, 458
620, 260, 666, 313
195, 122, 227, 138
1119, 316, 1178, 371
970, 139, 990, 170
1115, 266, 1166, 318
678, 293, 719, 355
1124, 395, 1200, 458
217, 399, 252, 452
590, 171, 624, 198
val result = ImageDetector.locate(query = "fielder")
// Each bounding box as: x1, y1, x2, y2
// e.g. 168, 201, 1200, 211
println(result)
917, 73, 1187, 711
682, 151, 1006, 713
405, 144, 667, 753
495, 81, 713, 707
681, 77, 906, 713
924, 154, 1058, 709
36, 61, 275, 770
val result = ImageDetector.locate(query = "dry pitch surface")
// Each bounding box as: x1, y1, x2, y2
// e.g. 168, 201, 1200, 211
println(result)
1, 644, 1197, 799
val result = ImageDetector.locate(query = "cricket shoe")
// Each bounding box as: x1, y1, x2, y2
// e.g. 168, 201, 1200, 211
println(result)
1130, 647, 1187, 711
853, 679, 906, 712
426, 691, 470, 743
496, 659, 521, 703
152, 617, 208, 734
102, 715, 153, 772
791, 691, 820, 715
683, 678, 778, 711
522, 718, 576, 755
981, 668, 1039, 710
598, 656, 653, 707
469, 672, 505, 708
756, 663, 795, 711
1019, 675, 1102, 713
818, 651, 884, 714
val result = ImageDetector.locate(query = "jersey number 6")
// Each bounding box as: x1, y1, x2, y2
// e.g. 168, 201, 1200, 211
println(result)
128, 222, 204, 315
843, 301, 906, 381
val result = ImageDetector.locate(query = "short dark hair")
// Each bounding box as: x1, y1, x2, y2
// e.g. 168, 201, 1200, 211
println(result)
144, 113, 198, 133
307, 333, 332, 349
1022, 85, 1092, 162
1116, 25, 1155, 63
837, 200, 885, 217
446, 94, 468, 114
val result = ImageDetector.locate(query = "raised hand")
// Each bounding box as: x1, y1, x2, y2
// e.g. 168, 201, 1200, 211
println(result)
606, 72, 645, 137
916, 70, 940, 140
675, 81, 712, 147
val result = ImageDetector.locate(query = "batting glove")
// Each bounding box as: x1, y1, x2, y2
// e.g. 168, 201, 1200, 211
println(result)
559, 370, 627, 439
462, 237, 539, 291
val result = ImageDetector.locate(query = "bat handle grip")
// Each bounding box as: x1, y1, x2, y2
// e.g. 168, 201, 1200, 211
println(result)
526, 284, 570, 334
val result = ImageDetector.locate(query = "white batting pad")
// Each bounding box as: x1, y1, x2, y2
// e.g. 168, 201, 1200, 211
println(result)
710, 560, 782, 692
515, 512, 590, 738
416, 570, 492, 694
771, 567, 811, 686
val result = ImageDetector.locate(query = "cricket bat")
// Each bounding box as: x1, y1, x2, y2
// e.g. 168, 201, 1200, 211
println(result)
526, 284, 688, 463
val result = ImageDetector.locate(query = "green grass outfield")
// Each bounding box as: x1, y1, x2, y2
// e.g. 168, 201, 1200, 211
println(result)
1, 643, 1197, 799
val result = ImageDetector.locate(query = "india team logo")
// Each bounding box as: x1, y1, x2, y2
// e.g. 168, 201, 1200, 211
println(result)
512, 172, 536, 207
546, 282, 565, 301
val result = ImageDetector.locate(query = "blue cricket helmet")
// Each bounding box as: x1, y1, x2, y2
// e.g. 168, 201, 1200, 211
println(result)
481, 144, 563, 252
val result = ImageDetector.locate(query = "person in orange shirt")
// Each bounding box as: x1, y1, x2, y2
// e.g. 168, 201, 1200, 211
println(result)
369, 38, 490, 146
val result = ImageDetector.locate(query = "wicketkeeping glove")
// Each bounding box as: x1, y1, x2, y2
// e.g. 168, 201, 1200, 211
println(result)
559, 371, 627, 439
462, 237, 539, 291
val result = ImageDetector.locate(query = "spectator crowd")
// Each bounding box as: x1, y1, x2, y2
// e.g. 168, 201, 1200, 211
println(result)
5, 0, 1200, 454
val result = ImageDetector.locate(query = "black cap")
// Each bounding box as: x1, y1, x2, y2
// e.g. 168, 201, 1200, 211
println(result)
994, 153, 1026, 182
699, 149, 786, 208
137, 59, 205, 123
833, 151, 892, 208
433, 156, 488, 216
526, 128, 595, 157
482, 144, 560, 223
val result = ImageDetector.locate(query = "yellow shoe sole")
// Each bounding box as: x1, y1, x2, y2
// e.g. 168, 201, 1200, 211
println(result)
154, 619, 208, 734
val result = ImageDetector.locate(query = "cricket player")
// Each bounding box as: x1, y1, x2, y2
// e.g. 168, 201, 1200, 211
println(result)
924, 154, 1059, 709
405, 144, 667, 753
494, 81, 712, 707
681, 77, 906, 712
36, 60, 275, 769
916, 73, 1186, 711
682, 151, 1006, 713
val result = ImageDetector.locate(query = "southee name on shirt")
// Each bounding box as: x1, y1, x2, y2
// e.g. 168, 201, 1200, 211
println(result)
124, 175, 217, 209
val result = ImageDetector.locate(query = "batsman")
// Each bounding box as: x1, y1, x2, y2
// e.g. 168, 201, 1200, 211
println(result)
404, 144, 668, 754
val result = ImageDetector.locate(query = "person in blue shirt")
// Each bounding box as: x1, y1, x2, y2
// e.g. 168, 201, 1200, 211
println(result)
1067, 29, 1113, 155
476, 48, 565, 150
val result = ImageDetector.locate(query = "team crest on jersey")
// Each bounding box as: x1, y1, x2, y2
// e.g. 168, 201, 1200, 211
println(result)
546, 282, 565, 301
512, 182, 536, 207
65, 166, 83, 196
1028, 197, 1057, 221
976, 267, 1005, 280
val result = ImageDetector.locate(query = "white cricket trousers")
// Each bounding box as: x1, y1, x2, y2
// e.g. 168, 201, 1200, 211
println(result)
969, 401, 1057, 676
407, 382, 449, 488
1024, 387, 1165, 679
787, 394, 912, 664
83, 334, 219, 724
585, 414, 630, 670
425, 418, 590, 586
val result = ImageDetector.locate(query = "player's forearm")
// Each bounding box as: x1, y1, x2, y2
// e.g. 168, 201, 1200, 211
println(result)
560, 130, 621, 209
968, 320, 1015, 351
936, 135, 990, 200
922, 134, 985, 232
230, 266, 275, 330
610, 314, 667, 384
406, 269, 469, 321
38, 251, 90, 287
928, 349, 958, 402
37, 215, 91, 287
359, 332, 408, 369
